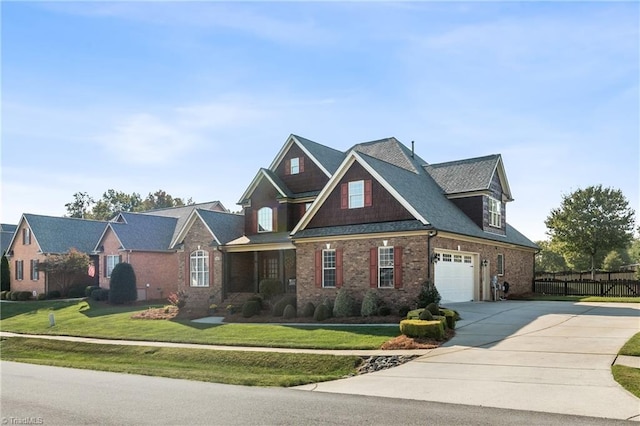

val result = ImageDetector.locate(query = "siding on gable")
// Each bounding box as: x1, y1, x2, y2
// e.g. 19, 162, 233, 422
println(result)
245, 179, 281, 235
307, 162, 414, 229
276, 143, 329, 194
483, 173, 506, 235
451, 196, 484, 228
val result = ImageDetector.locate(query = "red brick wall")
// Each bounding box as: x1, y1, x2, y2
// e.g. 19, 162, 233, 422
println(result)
7, 222, 46, 295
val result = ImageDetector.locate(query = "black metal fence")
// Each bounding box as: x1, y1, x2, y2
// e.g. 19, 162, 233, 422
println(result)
533, 279, 640, 297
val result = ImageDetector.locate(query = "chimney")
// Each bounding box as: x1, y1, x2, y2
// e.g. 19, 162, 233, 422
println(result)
411, 141, 415, 158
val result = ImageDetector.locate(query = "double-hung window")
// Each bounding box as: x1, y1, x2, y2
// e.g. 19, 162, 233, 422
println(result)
106, 255, 120, 277
15, 260, 24, 281
488, 197, 502, 228
290, 157, 300, 174
322, 249, 336, 288
378, 247, 394, 288
348, 181, 364, 208
30, 260, 39, 281
190, 250, 209, 287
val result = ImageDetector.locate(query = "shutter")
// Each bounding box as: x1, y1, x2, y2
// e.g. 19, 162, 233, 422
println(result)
299, 157, 305, 173
209, 251, 214, 287
364, 180, 372, 207
272, 207, 278, 232
340, 183, 349, 209
370, 247, 378, 288
285, 159, 291, 175
336, 248, 343, 288
394, 246, 403, 288
315, 250, 322, 288
104, 256, 107, 277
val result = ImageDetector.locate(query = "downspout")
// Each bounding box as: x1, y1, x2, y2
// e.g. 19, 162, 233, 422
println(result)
427, 228, 438, 282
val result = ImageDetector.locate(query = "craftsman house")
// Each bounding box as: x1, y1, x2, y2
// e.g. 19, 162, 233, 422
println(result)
216, 134, 537, 310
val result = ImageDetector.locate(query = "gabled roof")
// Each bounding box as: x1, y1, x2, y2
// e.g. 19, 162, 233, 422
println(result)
352, 137, 427, 174
1, 224, 17, 254
16, 214, 107, 254
237, 168, 293, 205
426, 154, 513, 201
171, 209, 244, 249
100, 212, 177, 252
268, 134, 345, 178
293, 138, 536, 249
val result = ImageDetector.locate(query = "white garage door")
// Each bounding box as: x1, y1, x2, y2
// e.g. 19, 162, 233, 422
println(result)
434, 252, 475, 303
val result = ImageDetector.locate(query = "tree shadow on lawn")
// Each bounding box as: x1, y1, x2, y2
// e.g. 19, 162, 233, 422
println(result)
79, 300, 165, 318
0, 300, 77, 320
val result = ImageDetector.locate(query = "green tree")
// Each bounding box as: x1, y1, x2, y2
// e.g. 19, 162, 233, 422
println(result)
534, 240, 567, 272
65, 192, 95, 218
1, 253, 10, 291
545, 185, 635, 278
602, 250, 626, 271
138, 189, 192, 212
108, 262, 137, 304
92, 190, 142, 220
39, 249, 91, 296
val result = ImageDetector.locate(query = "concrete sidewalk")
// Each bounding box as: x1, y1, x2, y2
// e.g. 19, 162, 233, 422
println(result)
296, 301, 640, 421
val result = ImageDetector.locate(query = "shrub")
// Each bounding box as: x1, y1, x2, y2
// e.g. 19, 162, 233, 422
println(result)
68, 285, 87, 298
16, 291, 32, 301
360, 289, 379, 317
313, 303, 331, 321
301, 302, 315, 317
242, 300, 261, 318
399, 319, 445, 340
37, 293, 47, 300
47, 290, 61, 299
1, 254, 10, 292
272, 294, 296, 317
283, 304, 296, 319
417, 281, 441, 308
259, 279, 283, 301
10, 291, 18, 301
419, 309, 434, 321
378, 304, 391, 316
398, 305, 411, 317
0, 290, 7, 300
91, 288, 109, 302
322, 297, 333, 317
333, 288, 354, 318
426, 302, 439, 316
109, 262, 137, 304
439, 309, 457, 329
167, 290, 187, 309
85, 285, 100, 297
247, 294, 263, 309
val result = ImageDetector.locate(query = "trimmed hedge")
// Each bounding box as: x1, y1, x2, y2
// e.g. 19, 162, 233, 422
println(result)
419, 308, 434, 321
109, 262, 137, 304
242, 300, 261, 318
399, 319, 445, 340
333, 288, 353, 318
91, 288, 109, 302
361, 289, 378, 317
439, 309, 457, 329
313, 304, 331, 321
272, 294, 296, 317
283, 304, 296, 319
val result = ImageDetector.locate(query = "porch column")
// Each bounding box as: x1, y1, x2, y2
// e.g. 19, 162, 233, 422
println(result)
253, 252, 259, 293
279, 250, 285, 292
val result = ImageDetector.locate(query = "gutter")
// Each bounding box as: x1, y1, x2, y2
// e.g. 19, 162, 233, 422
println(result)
427, 228, 438, 281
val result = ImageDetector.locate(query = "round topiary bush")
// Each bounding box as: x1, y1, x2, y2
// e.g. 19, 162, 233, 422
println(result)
247, 294, 263, 309
301, 301, 315, 317
313, 303, 331, 321
242, 300, 261, 318
108, 262, 137, 305
333, 288, 353, 318
259, 279, 283, 301
360, 289, 379, 317
419, 308, 434, 321
426, 302, 440, 316
272, 294, 296, 317
283, 304, 296, 319
378, 304, 391, 316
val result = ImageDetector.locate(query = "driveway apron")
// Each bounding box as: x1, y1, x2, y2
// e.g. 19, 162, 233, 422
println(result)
297, 301, 640, 421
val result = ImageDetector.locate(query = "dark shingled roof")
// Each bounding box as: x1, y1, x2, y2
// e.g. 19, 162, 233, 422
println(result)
109, 213, 177, 252
425, 155, 500, 195
352, 137, 427, 174
293, 134, 345, 174
196, 209, 245, 245
1, 224, 17, 254
23, 214, 107, 254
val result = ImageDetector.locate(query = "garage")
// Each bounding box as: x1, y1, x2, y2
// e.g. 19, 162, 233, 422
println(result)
434, 251, 475, 303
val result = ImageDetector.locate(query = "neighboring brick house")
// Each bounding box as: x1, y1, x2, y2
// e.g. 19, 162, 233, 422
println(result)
5, 214, 105, 295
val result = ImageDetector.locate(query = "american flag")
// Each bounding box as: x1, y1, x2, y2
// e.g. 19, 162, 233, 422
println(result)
87, 263, 95, 277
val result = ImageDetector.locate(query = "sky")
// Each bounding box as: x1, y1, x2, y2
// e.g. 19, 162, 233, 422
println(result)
1, 1, 638, 242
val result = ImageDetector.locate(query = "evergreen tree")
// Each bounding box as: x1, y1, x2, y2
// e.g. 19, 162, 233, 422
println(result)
108, 262, 137, 304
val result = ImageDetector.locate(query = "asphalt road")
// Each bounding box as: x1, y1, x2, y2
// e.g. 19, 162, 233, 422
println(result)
1, 361, 629, 426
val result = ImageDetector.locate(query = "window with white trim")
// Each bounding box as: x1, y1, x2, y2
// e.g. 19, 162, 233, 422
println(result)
322, 249, 336, 288
106, 255, 120, 278
348, 180, 364, 209
257, 207, 273, 232
290, 157, 300, 174
23, 228, 31, 245
190, 250, 209, 287
30, 259, 39, 281
378, 246, 394, 288
497, 254, 504, 276
15, 260, 23, 281
488, 197, 502, 227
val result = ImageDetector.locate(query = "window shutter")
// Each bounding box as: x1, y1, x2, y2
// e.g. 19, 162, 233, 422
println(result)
209, 251, 214, 286
285, 159, 291, 175
369, 248, 378, 288
272, 207, 278, 232
314, 250, 322, 288
336, 248, 343, 288
394, 246, 403, 288
340, 183, 349, 209
186, 253, 191, 286
364, 180, 372, 207
104, 257, 107, 277
118, 255, 122, 263
299, 157, 305, 173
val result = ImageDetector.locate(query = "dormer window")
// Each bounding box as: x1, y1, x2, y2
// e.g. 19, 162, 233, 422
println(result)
258, 207, 273, 232
287, 157, 304, 175
488, 197, 502, 228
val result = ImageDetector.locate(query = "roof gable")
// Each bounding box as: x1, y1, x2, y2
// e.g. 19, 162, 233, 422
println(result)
269, 134, 344, 178
351, 137, 427, 174
100, 212, 177, 252
19, 214, 107, 254
170, 209, 243, 248
237, 168, 293, 205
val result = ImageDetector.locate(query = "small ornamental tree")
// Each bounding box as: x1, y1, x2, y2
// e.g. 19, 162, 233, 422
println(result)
39, 248, 91, 296
108, 262, 137, 304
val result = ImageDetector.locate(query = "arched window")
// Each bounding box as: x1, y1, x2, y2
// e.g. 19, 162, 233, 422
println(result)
257, 207, 273, 232
190, 250, 209, 287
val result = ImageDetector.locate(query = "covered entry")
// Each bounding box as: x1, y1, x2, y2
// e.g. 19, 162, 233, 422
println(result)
434, 251, 476, 303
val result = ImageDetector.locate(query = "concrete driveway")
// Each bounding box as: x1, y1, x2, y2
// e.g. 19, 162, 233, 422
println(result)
297, 301, 640, 421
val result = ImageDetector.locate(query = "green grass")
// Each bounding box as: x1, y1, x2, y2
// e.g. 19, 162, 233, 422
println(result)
618, 332, 640, 357
0, 300, 398, 349
0, 337, 361, 387
612, 365, 640, 399
520, 295, 640, 303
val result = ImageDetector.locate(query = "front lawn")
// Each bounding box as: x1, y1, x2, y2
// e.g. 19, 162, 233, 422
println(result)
0, 337, 361, 387
0, 300, 398, 350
